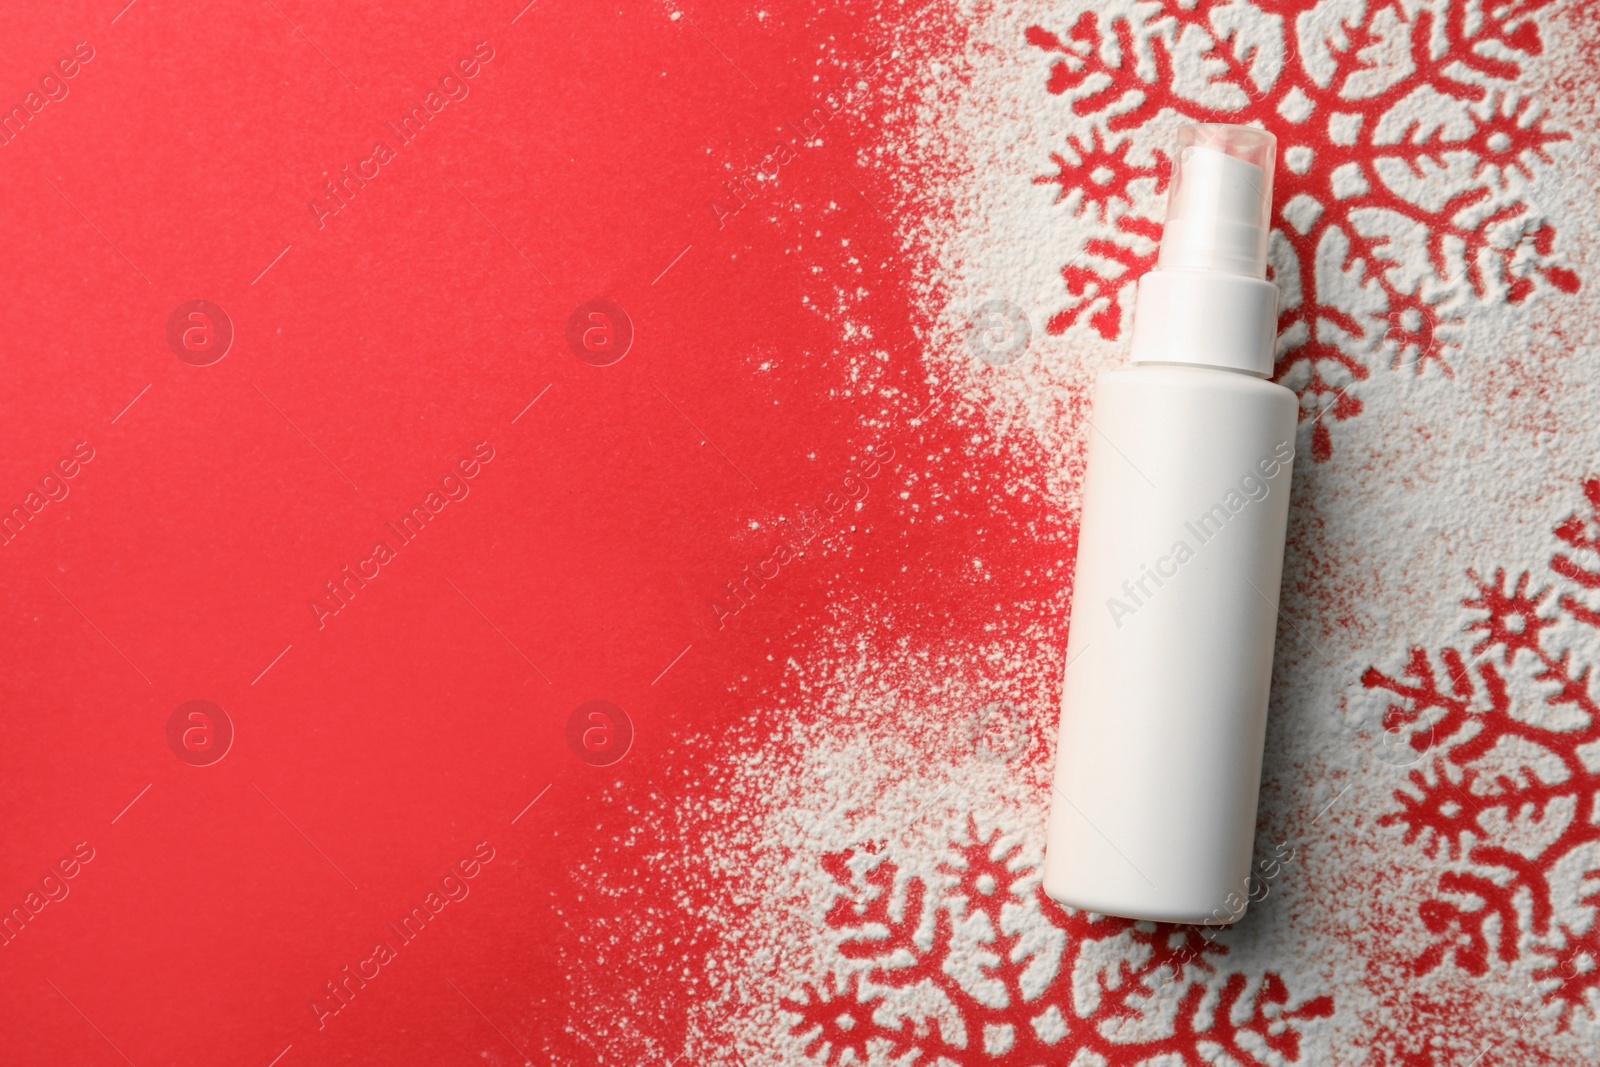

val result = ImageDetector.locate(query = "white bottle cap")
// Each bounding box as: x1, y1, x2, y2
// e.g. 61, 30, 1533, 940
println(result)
1156, 125, 1275, 279
1129, 124, 1280, 376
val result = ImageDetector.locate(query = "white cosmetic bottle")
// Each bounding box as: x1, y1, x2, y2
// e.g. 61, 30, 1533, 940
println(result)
1043, 124, 1297, 924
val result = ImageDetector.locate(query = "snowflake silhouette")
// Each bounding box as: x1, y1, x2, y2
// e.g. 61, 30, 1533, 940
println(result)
1364, 478, 1600, 1027
781, 816, 1332, 1065
1027, 0, 1581, 461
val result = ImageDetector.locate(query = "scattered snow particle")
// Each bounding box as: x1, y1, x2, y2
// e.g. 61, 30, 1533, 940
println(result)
1328, 111, 1363, 146
1277, 86, 1314, 123
1331, 162, 1370, 199
1281, 193, 1324, 234
983, 1023, 1016, 1054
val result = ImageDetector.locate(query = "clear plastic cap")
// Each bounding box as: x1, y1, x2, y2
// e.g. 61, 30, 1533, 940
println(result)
1156, 124, 1275, 279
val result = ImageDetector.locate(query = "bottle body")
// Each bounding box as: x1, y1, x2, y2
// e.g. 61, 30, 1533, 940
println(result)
1043, 363, 1297, 924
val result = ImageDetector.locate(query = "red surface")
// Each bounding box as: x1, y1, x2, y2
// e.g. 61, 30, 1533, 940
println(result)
5, 0, 1597, 1063
0, 2, 1007, 1063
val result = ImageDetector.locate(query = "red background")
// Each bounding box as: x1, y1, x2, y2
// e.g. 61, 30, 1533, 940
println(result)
0, 2, 1053, 1063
